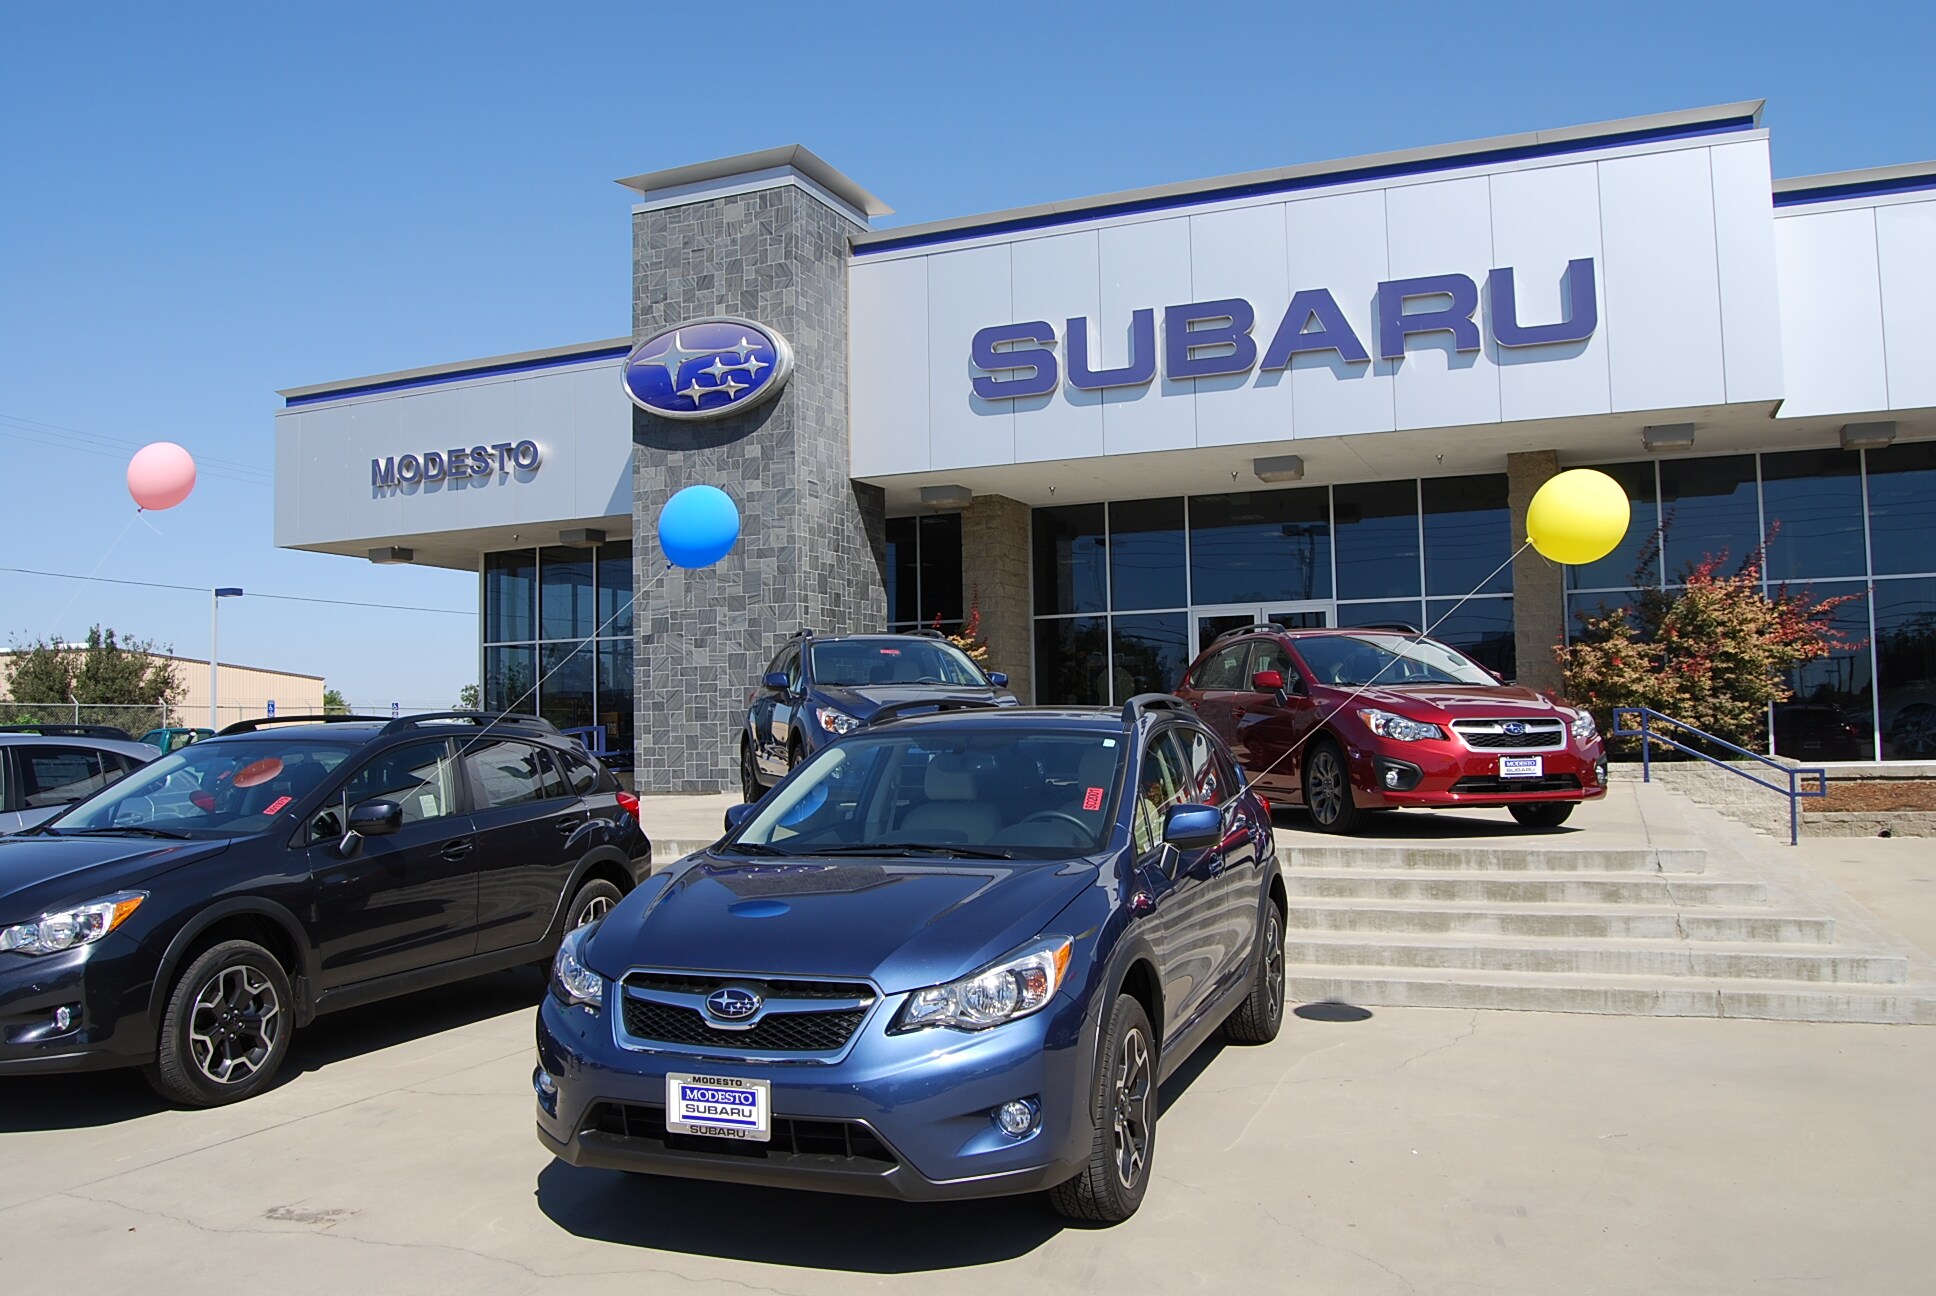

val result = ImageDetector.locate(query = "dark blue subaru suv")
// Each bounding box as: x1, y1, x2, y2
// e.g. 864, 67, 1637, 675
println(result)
537, 696, 1285, 1222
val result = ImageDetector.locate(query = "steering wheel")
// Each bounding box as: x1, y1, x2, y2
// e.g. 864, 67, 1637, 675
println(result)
110, 794, 156, 826
1022, 810, 1092, 835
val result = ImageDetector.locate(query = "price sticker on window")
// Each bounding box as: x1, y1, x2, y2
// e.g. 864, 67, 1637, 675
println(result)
1082, 787, 1105, 812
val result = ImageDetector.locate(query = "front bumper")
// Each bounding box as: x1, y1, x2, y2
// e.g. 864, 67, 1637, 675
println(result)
1344, 737, 1609, 809
0, 939, 157, 1075
536, 982, 1098, 1202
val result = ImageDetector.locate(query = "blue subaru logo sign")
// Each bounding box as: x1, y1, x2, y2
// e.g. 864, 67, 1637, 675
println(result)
622, 317, 793, 421
706, 986, 763, 1022
1503, 721, 1527, 736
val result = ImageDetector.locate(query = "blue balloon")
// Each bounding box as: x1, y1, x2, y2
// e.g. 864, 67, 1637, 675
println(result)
657, 485, 741, 568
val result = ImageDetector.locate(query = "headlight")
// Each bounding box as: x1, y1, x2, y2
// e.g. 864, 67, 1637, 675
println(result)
815, 706, 861, 736
550, 925, 604, 1011
893, 936, 1072, 1033
1570, 710, 1598, 744
0, 891, 146, 957
1356, 709, 1445, 742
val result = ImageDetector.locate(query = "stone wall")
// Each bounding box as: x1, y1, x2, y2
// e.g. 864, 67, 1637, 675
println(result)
1506, 449, 1565, 693
630, 185, 886, 792
960, 494, 1032, 701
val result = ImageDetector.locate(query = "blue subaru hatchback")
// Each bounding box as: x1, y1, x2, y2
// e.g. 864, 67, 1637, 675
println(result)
536, 697, 1285, 1222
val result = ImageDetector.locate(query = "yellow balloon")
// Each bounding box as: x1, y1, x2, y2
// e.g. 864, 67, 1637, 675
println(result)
1526, 468, 1631, 566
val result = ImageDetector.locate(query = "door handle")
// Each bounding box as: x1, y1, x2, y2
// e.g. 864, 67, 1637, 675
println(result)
556, 818, 585, 836
440, 838, 474, 862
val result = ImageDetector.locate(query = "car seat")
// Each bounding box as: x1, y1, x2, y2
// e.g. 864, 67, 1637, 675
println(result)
894, 753, 1002, 843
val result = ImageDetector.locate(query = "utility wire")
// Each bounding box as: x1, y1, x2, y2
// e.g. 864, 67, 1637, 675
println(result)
1, 565, 475, 617
0, 410, 274, 480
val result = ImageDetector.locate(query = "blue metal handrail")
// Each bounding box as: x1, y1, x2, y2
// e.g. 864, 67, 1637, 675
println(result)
1611, 706, 1827, 845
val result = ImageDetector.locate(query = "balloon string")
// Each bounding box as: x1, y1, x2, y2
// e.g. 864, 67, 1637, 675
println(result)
39, 510, 146, 646
1240, 537, 1536, 795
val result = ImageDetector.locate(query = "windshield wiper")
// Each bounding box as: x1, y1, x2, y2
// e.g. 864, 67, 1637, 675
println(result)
52, 826, 195, 840
809, 843, 1015, 860
719, 841, 797, 857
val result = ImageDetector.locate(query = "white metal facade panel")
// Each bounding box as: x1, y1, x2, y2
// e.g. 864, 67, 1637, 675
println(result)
1775, 207, 1888, 417
846, 256, 931, 477
1384, 176, 1501, 432
1098, 218, 1195, 458
1284, 189, 1395, 440
1488, 163, 1611, 423
1010, 231, 1105, 463
1597, 148, 1727, 412
925, 243, 1016, 471
1877, 199, 1936, 411
1190, 203, 1294, 447
1709, 141, 1786, 404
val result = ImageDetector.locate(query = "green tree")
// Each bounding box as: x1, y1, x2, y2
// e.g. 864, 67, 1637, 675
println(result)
457, 683, 480, 711
322, 687, 350, 714
4, 626, 184, 732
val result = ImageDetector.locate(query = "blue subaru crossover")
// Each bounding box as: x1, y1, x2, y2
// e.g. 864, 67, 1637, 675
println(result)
536, 696, 1286, 1222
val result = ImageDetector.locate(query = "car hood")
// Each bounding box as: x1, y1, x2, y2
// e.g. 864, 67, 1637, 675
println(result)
584, 852, 1097, 994
1328, 682, 1570, 719
0, 834, 230, 920
815, 684, 1016, 721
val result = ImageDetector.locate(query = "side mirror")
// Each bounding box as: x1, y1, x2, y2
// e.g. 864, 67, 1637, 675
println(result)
338, 798, 402, 856
722, 803, 757, 834
988, 672, 1009, 688
1162, 803, 1221, 850
1251, 669, 1283, 692
762, 671, 789, 692
1487, 668, 1505, 684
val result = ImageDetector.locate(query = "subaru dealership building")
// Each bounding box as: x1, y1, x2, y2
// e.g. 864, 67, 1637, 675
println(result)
274, 102, 1936, 788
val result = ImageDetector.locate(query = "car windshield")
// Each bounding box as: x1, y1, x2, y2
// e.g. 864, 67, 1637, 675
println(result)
809, 639, 988, 688
1293, 633, 1494, 687
728, 727, 1123, 860
46, 740, 352, 838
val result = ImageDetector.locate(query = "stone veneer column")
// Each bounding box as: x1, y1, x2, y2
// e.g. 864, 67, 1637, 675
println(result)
959, 495, 1032, 702
631, 183, 886, 792
1507, 449, 1565, 693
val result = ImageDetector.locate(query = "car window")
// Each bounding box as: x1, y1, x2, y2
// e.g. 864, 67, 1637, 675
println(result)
1131, 729, 1193, 856
553, 746, 601, 796
782, 646, 804, 692
310, 739, 458, 841
1170, 728, 1231, 806
1247, 640, 1297, 689
807, 639, 987, 687
460, 740, 555, 809
19, 746, 113, 808
1193, 644, 1251, 692
1292, 633, 1492, 687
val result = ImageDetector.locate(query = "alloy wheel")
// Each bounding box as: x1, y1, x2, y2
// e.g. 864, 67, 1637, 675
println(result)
1112, 1026, 1153, 1190
1307, 750, 1346, 824
573, 893, 614, 929
1263, 910, 1285, 1028
187, 966, 282, 1087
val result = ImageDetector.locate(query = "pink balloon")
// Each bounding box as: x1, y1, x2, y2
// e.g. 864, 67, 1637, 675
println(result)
127, 442, 197, 511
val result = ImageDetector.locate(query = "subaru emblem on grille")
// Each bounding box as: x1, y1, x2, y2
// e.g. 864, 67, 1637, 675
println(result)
1503, 721, 1527, 736
706, 987, 763, 1021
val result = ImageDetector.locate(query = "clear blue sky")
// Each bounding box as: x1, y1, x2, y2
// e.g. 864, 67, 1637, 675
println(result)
2, 1, 1931, 708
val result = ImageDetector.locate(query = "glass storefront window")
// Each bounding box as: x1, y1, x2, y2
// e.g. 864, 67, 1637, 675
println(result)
1568, 462, 1660, 591
1188, 488, 1331, 604
1774, 580, 1873, 762
599, 638, 634, 760
1338, 599, 1425, 633
597, 542, 634, 638
1034, 616, 1109, 705
1108, 497, 1187, 612
1866, 442, 1936, 578
1111, 613, 1189, 703
885, 517, 918, 624
538, 642, 596, 733
1762, 450, 1865, 582
1660, 455, 1759, 580
1426, 597, 1515, 680
484, 551, 535, 644
1334, 481, 1420, 600
1033, 505, 1107, 616
918, 514, 964, 625
1423, 475, 1510, 596
1875, 577, 1936, 761
483, 644, 535, 715
540, 547, 595, 641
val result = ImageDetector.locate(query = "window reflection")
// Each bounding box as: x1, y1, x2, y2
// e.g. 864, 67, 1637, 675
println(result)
1334, 481, 1420, 600
1426, 597, 1515, 680
540, 547, 595, 641
1423, 475, 1510, 596
1033, 505, 1107, 616
1774, 580, 1872, 762
1762, 451, 1865, 582
1189, 489, 1331, 604
1660, 455, 1759, 579
1034, 616, 1109, 705
1876, 577, 1936, 761
1568, 462, 1659, 591
1108, 498, 1186, 612
1111, 613, 1188, 702
1866, 443, 1936, 578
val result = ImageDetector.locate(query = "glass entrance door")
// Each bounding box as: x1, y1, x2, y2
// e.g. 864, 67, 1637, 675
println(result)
1191, 601, 1333, 653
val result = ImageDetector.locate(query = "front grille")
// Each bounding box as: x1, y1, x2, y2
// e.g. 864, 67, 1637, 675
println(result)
1452, 719, 1566, 750
1451, 774, 1583, 794
622, 998, 866, 1053
584, 1102, 897, 1168
622, 973, 866, 1001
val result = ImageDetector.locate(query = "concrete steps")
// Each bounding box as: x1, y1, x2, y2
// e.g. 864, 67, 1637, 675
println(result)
1281, 836, 1934, 1024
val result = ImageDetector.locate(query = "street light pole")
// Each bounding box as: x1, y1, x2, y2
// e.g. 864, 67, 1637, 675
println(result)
211, 587, 244, 730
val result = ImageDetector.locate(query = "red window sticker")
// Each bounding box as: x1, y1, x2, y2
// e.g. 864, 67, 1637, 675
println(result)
1081, 787, 1105, 812
262, 796, 293, 815
190, 792, 217, 812
878, 648, 901, 655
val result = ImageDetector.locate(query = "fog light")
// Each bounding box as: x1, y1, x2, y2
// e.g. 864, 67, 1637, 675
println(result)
1384, 767, 1401, 788
994, 1098, 1040, 1138
1373, 758, 1422, 792
1595, 759, 1608, 786
52, 1005, 75, 1032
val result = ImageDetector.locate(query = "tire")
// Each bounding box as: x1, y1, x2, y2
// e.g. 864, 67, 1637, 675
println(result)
1048, 994, 1156, 1224
1509, 802, 1576, 829
740, 740, 763, 803
565, 878, 623, 932
143, 939, 294, 1108
1224, 901, 1286, 1045
786, 737, 804, 772
1302, 738, 1366, 835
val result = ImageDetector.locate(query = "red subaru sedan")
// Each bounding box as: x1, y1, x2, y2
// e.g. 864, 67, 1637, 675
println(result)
1173, 625, 1608, 834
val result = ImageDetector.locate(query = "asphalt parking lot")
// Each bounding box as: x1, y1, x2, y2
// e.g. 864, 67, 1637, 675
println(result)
3, 966, 1930, 1295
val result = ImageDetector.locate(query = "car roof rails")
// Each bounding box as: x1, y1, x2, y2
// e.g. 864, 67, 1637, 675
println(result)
865, 697, 1006, 726
0, 723, 135, 741
1209, 623, 1287, 647
379, 710, 559, 735
897, 628, 947, 639
217, 714, 389, 735
786, 628, 815, 641
1342, 621, 1423, 634
1120, 693, 1192, 726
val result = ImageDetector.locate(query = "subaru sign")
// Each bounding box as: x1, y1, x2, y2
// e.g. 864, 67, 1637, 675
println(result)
622, 317, 794, 421
705, 986, 763, 1022
970, 260, 1597, 400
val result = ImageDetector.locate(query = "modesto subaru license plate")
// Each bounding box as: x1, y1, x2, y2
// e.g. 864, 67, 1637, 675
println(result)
666, 1073, 771, 1142
1500, 756, 1544, 779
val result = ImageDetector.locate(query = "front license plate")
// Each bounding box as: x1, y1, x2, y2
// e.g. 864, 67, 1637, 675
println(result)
666, 1072, 770, 1142
1500, 756, 1544, 780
